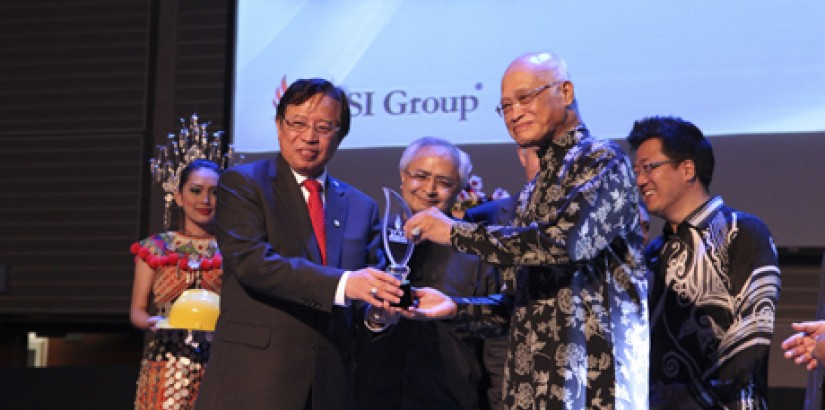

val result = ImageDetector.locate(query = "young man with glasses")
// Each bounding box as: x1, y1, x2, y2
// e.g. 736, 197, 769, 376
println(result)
399, 51, 649, 409
627, 115, 781, 409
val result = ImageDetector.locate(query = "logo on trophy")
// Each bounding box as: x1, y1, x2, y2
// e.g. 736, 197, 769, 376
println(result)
381, 187, 415, 308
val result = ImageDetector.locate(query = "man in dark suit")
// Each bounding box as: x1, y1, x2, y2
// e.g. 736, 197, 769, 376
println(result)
196, 78, 401, 410
354, 137, 504, 410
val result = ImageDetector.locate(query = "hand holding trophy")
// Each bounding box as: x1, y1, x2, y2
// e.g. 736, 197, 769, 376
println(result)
364, 188, 416, 331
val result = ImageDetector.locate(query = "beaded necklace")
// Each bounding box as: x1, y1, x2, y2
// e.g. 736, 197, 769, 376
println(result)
130, 232, 223, 287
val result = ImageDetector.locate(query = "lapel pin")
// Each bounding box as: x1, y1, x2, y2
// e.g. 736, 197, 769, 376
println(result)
333, 219, 341, 227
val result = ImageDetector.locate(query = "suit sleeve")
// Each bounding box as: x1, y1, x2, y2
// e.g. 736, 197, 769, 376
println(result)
215, 167, 344, 313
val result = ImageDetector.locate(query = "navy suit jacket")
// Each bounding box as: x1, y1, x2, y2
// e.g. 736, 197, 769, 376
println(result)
462, 196, 518, 226
197, 154, 384, 410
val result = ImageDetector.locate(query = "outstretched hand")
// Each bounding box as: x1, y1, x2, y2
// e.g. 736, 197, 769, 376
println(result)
404, 207, 455, 245
782, 321, 825, 371
398, 287, 458, 321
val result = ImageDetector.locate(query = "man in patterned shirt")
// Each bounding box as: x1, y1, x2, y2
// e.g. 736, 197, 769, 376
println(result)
400, 51, 650, 409
626, 116, 781, 409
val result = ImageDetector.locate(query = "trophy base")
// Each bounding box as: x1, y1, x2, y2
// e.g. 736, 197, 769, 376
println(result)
391, 280, 414, 309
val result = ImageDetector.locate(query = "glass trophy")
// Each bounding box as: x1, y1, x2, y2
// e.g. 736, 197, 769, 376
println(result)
381, 187, 415, 308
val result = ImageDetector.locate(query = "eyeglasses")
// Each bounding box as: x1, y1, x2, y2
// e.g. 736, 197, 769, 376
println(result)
282, 116, 340, 137
403, 169, 458, 191
634, 160, 678, 177
495, 81, 564, 117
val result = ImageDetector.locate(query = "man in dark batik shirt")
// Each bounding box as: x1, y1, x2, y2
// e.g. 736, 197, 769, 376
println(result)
400, 51, 649, 410
627, 116, 781, 409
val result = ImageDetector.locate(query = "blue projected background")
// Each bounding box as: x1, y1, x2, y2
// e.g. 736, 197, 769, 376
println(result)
233, 0, 825, 152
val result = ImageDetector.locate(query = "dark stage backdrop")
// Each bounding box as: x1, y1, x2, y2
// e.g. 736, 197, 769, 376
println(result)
0, 0, 233, 341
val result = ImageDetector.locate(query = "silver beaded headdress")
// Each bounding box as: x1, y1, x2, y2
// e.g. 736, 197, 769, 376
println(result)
149, 113, 243, 230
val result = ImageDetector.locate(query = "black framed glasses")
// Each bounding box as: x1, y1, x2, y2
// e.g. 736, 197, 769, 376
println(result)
634, 160, 678, 177
495, 81, 564, 117
282, 116, 340, 137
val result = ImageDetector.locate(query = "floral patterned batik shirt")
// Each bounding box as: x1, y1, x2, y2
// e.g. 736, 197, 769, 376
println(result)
451, 126, 649, 410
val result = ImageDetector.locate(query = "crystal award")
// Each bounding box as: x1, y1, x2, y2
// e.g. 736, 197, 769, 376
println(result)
381, 187, 415, 308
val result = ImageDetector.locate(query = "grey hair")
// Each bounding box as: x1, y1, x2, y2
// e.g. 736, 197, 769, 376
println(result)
398, 137, 472, 190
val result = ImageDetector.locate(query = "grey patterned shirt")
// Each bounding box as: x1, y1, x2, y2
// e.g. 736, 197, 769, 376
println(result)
450, 125, 649, 410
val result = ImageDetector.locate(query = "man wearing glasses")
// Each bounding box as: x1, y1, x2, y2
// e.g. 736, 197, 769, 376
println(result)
400, 51, 650, 409
355, 137, 505, 410
196, 78, 402, 410
627, 116, 781, 409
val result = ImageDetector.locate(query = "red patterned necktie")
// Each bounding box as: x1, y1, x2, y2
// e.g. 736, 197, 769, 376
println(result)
302, 179, 326, 265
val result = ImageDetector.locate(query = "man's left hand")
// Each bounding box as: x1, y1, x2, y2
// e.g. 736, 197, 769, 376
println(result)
397, 287, 457, 321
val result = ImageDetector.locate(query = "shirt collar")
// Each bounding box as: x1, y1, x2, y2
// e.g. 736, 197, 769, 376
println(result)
538, 123, 589, 159
670, 195, 724, 233
550, 123, 588, 149
291, 169, 328, 189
